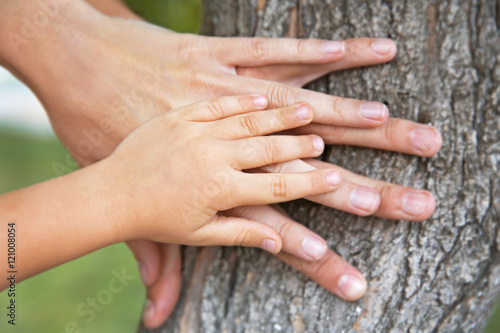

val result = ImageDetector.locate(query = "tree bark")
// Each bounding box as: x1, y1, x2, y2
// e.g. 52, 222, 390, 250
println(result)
140, 0, 500, 332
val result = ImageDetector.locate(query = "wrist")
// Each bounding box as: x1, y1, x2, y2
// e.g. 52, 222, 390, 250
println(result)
89, 156, 134, 244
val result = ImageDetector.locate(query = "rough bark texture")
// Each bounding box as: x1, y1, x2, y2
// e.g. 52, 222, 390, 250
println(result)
140, 0, 500, 332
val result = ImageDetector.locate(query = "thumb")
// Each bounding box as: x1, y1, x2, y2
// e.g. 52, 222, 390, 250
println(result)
198, 215, 283, 254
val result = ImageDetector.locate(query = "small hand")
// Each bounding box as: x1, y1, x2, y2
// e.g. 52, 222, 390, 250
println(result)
108, 95, 339, 250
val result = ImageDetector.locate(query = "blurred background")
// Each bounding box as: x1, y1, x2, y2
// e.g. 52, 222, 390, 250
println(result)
0, 0, 498, 332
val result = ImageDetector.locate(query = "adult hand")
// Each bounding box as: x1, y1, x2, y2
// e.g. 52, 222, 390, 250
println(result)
9, 1, 439, 220
0, 0, 441, 329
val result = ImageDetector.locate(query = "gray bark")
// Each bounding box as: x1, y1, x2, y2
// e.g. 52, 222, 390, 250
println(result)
140, 0, 500, 332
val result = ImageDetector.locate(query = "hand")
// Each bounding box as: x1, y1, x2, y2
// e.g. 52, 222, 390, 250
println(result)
8, 3, 439, 220
108, 95, 340, 250
5, 4, 404, 167
0, 1, 441, 328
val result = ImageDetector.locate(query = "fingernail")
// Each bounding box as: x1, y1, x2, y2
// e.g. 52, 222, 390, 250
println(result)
401, 191, 428, 216
322, 41, 345, 54
350, 188, 380, 212
138, 262, 150, 285
337, 274, 367, 300
262, 239, 278, 253
371, 38, 394, 55
296, 105, 312, 120
143, 300, 155, 323
253, 95, 268, 108
301, 236, 327, 260
313, 136, 324, 152
327, 171, 341, 186
409, 127, 439, 154
360, 102, 387, 121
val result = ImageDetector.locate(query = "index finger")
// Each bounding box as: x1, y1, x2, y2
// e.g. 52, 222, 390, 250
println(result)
235, 77, 389, 128
276, 250, 367, 301
179, 94, 268, 122
213, 37, 347, 67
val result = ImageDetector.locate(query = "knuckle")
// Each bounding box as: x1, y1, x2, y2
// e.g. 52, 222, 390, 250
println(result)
262, 141, 280, 164
270, 175, 288, 198
177, 36, 207, 62
376, 184, 393, 204
239, 115, 260, 136
237, 95, 248, 111
176, 38, 196, 60
206, 100, 225, 119
266, 85, 297, 107
234, 229, 251, 247
274, 108, 288, 129
323, 126, 348, 143
383, 119, 400, 143
248, 38, 269, 60
311, 255, 333, 278
277, 220, 293, 240
296, 39, 308, 57
183, 70, 203, 89
327, 97, 346, 120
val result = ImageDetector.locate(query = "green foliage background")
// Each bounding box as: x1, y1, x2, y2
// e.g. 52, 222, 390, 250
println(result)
124, 0, 202, 32
0, 0, 498, 332
0, 130, 144, 333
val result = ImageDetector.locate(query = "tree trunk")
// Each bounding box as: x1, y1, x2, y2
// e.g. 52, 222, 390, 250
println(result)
140, 0, 500, 332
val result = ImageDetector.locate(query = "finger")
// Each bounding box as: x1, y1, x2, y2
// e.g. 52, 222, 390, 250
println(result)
234, 77, 389, 127
143, 244, 182, 329
196, 215, 283, 254
232, 135, 324, 170
285, 119, 443, 157
214, 37, 347, 67
305, 159, 437, 221
262, 159, 435, 221
217, 103, 314, 140
181, 94, 268, 122
229, 205, 329, 261
236, 38, 397, 87
126, 240, 161, 287
233, 169, 341, 206
276, 250, 367, 301
263, 161, 381, 215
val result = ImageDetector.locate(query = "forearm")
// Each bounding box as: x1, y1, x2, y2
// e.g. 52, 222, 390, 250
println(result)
0, 160, 126, 290
0, 0, 102, 92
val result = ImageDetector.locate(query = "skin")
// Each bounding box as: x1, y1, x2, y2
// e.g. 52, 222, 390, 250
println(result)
0, 0, 442, 329
0, 94, 342, 287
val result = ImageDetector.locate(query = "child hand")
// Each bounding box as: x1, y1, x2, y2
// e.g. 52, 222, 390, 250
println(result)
107, 95, 341, 254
